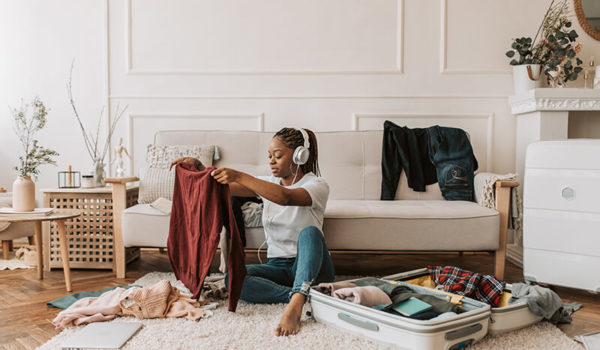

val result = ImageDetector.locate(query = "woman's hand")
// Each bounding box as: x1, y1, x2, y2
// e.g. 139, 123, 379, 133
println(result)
168, 157, 203, 171
211, 168, 241, 184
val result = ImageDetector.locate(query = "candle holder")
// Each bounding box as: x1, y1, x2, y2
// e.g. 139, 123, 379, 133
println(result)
58, 167, 81, 188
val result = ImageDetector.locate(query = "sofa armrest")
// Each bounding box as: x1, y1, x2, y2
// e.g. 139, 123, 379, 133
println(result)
106, 176, 139, 184
493, 179, 519, 280
108, 177, 139, 278
495, 180, 518, 188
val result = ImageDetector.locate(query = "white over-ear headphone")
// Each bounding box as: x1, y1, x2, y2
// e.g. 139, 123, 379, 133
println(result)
292, 128, 310, 165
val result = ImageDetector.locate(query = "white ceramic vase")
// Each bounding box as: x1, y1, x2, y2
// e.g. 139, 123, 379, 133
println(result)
12, 176, 35, 212
512, 64, 543, 93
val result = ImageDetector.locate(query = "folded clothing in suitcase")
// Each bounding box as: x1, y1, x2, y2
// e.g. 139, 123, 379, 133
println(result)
383, 268, 543, 335
309, 277, 491, 350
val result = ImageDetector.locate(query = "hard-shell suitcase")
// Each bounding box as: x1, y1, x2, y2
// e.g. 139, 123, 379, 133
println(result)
383, 268, 542, 335
308, 277, 491, 350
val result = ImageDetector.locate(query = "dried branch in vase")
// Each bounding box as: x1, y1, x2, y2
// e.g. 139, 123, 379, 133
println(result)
67, 60, 128, 165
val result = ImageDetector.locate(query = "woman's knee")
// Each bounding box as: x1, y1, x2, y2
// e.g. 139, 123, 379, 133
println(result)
298, 226, 323, 241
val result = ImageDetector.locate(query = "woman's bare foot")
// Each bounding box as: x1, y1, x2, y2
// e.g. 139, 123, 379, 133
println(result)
275, 293, 306, 336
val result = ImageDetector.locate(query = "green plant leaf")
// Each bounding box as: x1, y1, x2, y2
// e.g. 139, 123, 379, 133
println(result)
566, 49, 575, 58
506, 50, 515, 58
576, 58, 583, 65
569, 30, 578, 40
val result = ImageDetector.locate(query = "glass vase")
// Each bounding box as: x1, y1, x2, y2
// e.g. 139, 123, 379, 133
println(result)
93, 159, 105, 187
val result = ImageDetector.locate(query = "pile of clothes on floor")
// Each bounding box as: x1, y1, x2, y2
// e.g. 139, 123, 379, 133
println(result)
315, 266, 581, 323
49, 277, 228, 330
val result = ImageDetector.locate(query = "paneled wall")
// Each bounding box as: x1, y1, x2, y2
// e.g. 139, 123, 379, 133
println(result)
2, 0, 600, 195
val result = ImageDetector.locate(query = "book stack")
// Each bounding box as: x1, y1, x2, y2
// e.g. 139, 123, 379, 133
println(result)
0, 208, 55, 217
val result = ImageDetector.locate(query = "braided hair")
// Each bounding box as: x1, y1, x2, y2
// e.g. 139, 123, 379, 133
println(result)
273, 127, 321, 176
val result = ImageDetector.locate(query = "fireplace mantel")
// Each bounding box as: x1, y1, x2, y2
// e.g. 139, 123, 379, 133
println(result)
510, 88, 600, 115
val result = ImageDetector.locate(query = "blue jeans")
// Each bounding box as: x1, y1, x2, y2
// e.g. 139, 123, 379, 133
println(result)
428, 125, 478, 201
225, 226, 335, 304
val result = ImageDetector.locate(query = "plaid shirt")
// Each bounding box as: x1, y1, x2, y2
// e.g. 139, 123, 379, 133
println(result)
428, 265, 505, 306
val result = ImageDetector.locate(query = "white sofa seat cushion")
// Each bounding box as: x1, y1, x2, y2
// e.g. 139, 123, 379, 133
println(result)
122, 204, 170, 248
323, 200, 499, 251
122, 203, 268, 249
122, 200, 499, 251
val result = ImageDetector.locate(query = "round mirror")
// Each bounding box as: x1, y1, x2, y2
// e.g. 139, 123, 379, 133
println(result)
574, 0, 600, 40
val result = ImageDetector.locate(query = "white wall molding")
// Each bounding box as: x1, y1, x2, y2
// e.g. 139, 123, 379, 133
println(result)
439, 0, 510, 75
109, 94, 509, 100
352, 112, 495, 171
104, 0, 113, 175
127, 113, 265, 172
125, 0, 404, 76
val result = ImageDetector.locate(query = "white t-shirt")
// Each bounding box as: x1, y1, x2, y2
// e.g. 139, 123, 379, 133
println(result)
257, 172, 329, 258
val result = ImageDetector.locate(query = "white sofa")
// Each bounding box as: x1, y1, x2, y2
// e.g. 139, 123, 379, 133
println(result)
108, 130, 516, 279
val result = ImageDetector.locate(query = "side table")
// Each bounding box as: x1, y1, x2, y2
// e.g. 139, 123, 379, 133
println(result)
41, 186, 140, 271
0, 210, 81, 291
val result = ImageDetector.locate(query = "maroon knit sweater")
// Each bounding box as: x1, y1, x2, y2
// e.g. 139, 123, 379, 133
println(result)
168, 162, 246, 312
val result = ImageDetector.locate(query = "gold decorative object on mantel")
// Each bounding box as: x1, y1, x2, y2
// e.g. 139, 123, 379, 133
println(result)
574, 0, 600, 41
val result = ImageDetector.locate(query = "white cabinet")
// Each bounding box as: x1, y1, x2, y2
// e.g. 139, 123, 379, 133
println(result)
523, 140, 600, 292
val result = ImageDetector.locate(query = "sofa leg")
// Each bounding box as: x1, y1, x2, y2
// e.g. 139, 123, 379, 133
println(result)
2, 240, 10, 260
111, 183, 127, 279
494, 185, 511, 280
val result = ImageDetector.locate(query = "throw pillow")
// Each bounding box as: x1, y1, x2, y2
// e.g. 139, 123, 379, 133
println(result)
138, 144, 215, 204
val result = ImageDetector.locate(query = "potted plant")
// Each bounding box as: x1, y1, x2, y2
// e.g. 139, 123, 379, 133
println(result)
506, 37, 544, 92
506, 0, 583, 92
11, 97, 59, 211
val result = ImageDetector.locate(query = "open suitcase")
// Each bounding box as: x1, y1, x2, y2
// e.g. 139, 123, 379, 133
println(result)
308, 277, 491, 350
383, 268, 542, 335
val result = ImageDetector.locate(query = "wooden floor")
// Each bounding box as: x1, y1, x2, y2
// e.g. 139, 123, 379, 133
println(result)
1, 250, 599, 349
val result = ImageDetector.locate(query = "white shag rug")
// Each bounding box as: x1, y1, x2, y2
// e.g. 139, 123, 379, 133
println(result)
36, 272, 582, 350
0, 252, 34, 270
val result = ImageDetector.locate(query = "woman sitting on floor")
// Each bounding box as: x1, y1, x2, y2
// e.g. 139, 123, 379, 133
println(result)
173, 127, 334, 336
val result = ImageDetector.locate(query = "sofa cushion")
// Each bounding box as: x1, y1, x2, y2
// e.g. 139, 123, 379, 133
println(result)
122, 203, 268, 249
153, 130, 444, 201
138, 144, 215, 204
123, 199, 498, 252
322, 200, 499, 251
122, 204, 170, 247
